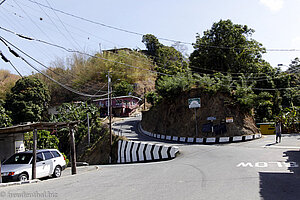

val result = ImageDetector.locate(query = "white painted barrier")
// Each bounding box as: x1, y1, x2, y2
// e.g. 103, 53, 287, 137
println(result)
117, 140, 179, 164
206, 138, 216, 143
187, 137, 194, 143
145, 143, 153, 161
245, 135, 253, 140
125, 141, 133, 163
233, 136, 243, 142
219, 137, 230, 143
131, 142, 139, 162
138, 143, 146, 162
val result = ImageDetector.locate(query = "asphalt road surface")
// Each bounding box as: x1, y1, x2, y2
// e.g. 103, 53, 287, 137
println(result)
1, 116, 299, 200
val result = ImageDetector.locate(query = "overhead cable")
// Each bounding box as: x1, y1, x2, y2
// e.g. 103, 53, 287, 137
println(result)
0, 36, 111, 98
0, 0, 6, 6
0, 50, 23, 77
20, 0, 300, 52
26, 0, 191, 45
0, 26, 171, 77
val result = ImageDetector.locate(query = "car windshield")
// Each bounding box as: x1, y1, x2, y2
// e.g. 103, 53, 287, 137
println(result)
3, 153, 32, 164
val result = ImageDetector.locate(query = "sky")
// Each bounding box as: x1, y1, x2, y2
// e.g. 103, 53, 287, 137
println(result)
0, 0, 300, 76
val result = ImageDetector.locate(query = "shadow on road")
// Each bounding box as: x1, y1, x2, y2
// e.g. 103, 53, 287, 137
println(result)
259, 150, 300, 200
265, 142, 277, 147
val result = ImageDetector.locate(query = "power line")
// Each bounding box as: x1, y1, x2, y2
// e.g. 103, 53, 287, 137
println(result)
0, 36, 111, 98
1, 25, 298, 87
3, 34, 299, 92
4, 1, 121, 49
0, 0, 7, 6
44, 0, 83, 51
34, 0, 78, 50
25, 0, 191, 45
0, 26, 171, 77
20, 0, 300, 52
12, 0, 54, 44
2, 25, 298, 87
0, 3, 60, 68
0, 25, 288, 82
0, 50, 23, 77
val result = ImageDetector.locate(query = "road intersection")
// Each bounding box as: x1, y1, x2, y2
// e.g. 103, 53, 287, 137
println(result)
1, 116, 299, 200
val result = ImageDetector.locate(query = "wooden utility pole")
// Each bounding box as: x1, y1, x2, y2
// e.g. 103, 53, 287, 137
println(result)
0, 160, 2, 183
107, 71, 113, 163
143, 87, 146, 110
87, 113, 90, 147
32, 129, 37, 179
69, 126, 77, 175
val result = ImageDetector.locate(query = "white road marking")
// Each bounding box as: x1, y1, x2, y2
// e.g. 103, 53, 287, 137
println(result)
263, 146, 300, 149
237, 162, 299, 168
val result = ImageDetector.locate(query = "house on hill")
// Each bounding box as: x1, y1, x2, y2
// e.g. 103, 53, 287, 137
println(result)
94, 96, 142, 117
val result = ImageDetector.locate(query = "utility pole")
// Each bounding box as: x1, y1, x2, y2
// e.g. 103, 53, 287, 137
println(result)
107, 71, 113, 163
0, 159, 2, 183
87, 113, 90, 147
143, 87, 146, 111
32, 129, 37, 179
69, 125, 77, 175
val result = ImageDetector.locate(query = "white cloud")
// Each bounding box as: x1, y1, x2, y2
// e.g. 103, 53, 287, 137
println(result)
259, 0, 284, 12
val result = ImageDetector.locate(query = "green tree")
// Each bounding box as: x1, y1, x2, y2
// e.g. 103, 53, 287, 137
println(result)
286, 58, 300, 106
51, 102, 104, 154
142, 34, 189, 79
24, 130, 59, 150
156, 72, 194, 99
0, 100, 12, 128
142, 34, 162, 57
113, 80, 133, 96
5, 77, 50, 124
190, 19, 268, 74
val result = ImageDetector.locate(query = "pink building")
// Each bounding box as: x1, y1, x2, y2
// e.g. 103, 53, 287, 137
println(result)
94, 96, 142, 117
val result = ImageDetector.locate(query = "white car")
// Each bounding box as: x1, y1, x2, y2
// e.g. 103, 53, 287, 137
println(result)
1, 149, 66, 182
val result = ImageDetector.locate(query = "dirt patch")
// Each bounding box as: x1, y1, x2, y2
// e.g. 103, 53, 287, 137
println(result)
141, 88, 259, 137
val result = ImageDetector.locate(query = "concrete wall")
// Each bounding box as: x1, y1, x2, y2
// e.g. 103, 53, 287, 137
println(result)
0, 133, 24, 162
117, 140, 179, 164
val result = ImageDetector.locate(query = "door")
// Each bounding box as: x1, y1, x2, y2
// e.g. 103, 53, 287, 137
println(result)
42, 151, 54, 176
36, 152, 47, 178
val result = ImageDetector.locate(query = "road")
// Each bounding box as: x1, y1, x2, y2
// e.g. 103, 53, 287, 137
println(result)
0, 116, 299, 200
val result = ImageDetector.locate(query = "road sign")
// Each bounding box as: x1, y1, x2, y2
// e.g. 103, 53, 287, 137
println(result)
188, 98, 201, 109
207, 117, 216, 121
226, 117, 234, 123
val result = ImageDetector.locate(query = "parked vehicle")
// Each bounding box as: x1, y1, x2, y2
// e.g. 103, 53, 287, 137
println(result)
1, 149, 66, 182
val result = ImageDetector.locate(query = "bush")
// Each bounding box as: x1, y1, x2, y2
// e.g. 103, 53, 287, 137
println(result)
156, 72, 194, 99
146, 91, 162, 106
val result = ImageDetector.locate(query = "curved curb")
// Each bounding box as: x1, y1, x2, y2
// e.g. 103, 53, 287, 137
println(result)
139, 123, 262, 144
117, 140, 179, 164
0, 179, 40, 187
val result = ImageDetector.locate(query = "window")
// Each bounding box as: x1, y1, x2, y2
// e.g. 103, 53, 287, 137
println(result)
51, 151, 61, 158
37, 153, 44, 162
43, 151, 54, 160
3, 153, 32, 164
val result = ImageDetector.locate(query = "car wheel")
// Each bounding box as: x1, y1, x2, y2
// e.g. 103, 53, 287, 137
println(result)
53, 166, 62, 178
18, 173, 28, 182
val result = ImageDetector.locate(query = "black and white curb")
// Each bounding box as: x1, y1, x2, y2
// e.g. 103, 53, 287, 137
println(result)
139, 124, 262, 144
0, 179, 40, 187
117, 140, 179, 164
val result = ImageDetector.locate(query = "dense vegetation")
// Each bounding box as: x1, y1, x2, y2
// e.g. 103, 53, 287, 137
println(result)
0, 19, 299, 133
35, 50, 156, 105
4, 76, 50, 124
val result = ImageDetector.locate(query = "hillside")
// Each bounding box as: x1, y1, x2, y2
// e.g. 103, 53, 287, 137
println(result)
141, 88, 260, 138
0, 70, 20, 99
